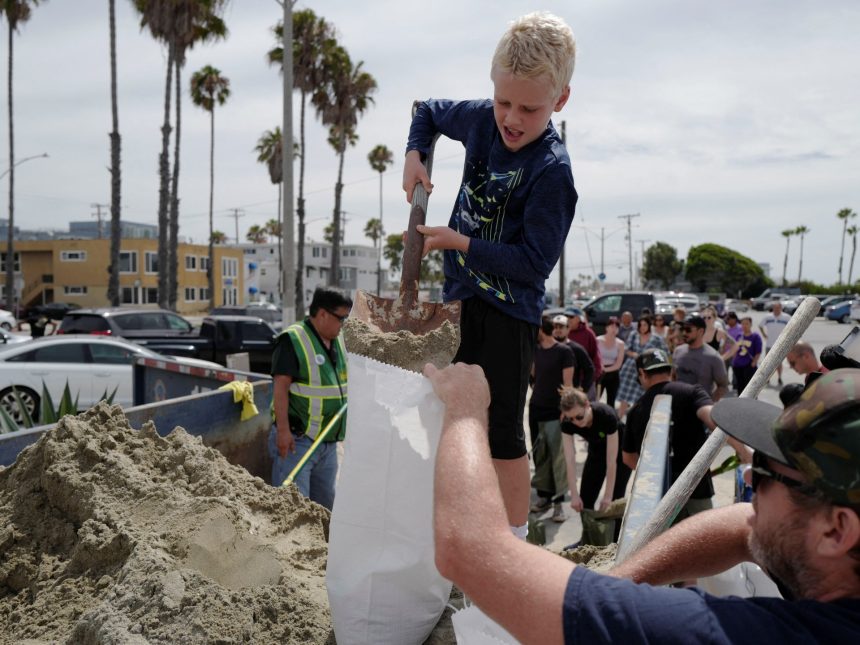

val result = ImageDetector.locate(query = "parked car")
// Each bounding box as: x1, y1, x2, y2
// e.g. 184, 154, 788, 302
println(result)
750, 287, 801, 311
0, 329, 30, 345
210, 304, 283, 328
825, 300, 855, 324
58, 308, 196, 339
582, 291, 657, 335
818, 295, 857, 316
0, 308, 15, 330
135, 315, 278, 374
654, 293, 701, 317
723, 299, 750, 314
27, 302, 82, 321
0, 335, 220, 424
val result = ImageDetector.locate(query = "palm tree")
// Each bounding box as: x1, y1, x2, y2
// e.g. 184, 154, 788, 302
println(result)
107, 0, 121, 306
316, 46, 377, 286
795, 225, 810, 283
190, 64, 230, 309
246, 224, 267, 244
848, 224, 859, 287
210, 230, 227, 245
1, 0, 43, 314
367, 144, 393, 294
837, 208, 857, 284
255, 127, 282, 298
132, 0, 228, 309
780, 228, 794, 287
364, 217, 383, 293
268, 9, 335, 313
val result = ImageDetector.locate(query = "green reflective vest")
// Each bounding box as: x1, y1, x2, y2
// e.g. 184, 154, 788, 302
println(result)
275, 320, 348, 441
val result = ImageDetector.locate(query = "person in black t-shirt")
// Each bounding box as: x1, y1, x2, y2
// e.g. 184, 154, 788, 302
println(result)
621, 348, 717, 521
529, 316, 575, 522
558, 387, 629, 511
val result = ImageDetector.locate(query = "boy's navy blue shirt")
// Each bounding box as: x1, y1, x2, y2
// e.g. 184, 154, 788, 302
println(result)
407, 99, 577, 326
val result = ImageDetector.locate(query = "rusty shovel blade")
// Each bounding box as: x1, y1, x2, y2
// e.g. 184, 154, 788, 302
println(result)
352, 289, 460, 334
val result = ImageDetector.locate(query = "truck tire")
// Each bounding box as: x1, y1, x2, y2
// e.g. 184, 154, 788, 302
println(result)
841, 313, 851, 324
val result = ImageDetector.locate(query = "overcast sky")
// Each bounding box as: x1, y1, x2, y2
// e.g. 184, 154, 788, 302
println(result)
1, 0, 858, 288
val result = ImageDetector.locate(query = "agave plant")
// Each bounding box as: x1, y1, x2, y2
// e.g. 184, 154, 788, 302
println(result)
0, 382, 118, 434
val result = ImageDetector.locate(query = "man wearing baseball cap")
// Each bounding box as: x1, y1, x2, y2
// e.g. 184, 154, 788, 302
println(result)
551, 314, 596, 396
610, 370, 860, 624
622, 348, 718, 524
426, 362, 860, 643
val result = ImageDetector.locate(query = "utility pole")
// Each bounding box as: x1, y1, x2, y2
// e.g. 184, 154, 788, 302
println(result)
558, 120, 567, 305
618, 213, 640, 289
280, 0, 296, 324
637, 239, 650, 288
91, 203, 109, 239
227, 208, 245, 244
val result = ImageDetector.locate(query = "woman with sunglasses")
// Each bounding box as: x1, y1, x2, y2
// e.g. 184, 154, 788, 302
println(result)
596, 317, 625, 407
701, 305, 736, 361
559, 387, 625, 513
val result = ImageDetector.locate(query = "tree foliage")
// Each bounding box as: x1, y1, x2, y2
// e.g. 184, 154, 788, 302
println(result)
642, 242, 682, 289
685, 243, 770, 297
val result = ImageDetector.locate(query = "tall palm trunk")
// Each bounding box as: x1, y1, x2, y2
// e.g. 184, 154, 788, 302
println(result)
798, 235, 805, 283
295, 90, 307, 314
849, 234, 858, 287
329, 132, 346, 287
5, 26, 15, 313
168, 58, 181, 311
108, 0, 122, 307
781, 237, 790, 287
207, 98, 215, 308
839, 220, 848, 284
157, 41, 175, 310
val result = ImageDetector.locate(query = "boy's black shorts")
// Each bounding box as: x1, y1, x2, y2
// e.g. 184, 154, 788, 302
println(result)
453, 296, 538, 459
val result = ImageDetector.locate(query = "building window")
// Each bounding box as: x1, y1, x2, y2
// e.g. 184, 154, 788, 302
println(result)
185, 255, 197, 271
222, 287, 238, 306
199, 287, 210, 301
200, 256, 210, 272
221, 257, 238, 278
312, 247, 320, 258
119, 251, 138, 273
0, 252, 20, 273
121, 287, 139, 304
60, 250, 87, 262
63, 286, 88, 295
184, 287, 196, 301
144, 287, 158, 304
145, 252, 158, 273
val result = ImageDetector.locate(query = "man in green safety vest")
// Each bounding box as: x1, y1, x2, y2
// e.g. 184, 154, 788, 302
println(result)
268, 287, 351, 509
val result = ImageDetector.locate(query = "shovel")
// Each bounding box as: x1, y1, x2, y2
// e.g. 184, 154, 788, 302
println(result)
352, 104, 460, 334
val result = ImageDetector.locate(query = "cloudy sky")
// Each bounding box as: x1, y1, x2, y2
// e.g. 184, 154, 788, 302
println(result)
1, 0, 858, 289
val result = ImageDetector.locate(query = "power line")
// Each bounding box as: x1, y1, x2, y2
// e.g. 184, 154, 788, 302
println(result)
224, 208, 246, 244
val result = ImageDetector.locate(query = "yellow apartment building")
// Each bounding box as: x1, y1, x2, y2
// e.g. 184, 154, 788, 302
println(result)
1, 239, 244, 315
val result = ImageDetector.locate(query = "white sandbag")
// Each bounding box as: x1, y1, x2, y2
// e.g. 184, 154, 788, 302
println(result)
327, 353, 452, 644
451, 602, 519, 644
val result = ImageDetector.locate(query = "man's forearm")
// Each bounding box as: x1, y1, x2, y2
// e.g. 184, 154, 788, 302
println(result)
608, 503, 755, 585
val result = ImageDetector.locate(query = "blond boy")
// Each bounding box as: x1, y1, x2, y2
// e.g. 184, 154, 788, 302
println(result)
403, 13, 577, 536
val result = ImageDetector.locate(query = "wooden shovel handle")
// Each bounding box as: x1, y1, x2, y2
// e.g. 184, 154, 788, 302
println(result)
400, 103, 439, 307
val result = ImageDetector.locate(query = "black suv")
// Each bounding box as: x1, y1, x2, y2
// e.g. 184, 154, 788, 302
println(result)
58, 308, 195, 338
583, 291, 657, 335
210, 304, 283, 328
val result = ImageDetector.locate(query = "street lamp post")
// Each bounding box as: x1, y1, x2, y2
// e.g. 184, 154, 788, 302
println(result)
3, 152, 49, 313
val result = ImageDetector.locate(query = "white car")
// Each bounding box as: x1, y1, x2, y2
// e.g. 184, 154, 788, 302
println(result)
0, 335, 221, 424
0, 308, 16, 330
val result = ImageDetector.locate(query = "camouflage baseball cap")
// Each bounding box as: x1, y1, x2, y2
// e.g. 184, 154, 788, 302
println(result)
712, 368, 860, 506
636, 348, 671, 372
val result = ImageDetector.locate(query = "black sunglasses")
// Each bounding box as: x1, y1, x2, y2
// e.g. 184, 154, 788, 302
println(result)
750, 452, 809, 493
326, 309, 349, 323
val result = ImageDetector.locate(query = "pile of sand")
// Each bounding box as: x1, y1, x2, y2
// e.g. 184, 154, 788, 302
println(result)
0, 403, 333, 644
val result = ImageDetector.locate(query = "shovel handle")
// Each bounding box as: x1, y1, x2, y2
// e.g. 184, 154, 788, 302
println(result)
401, 102, 439, 307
